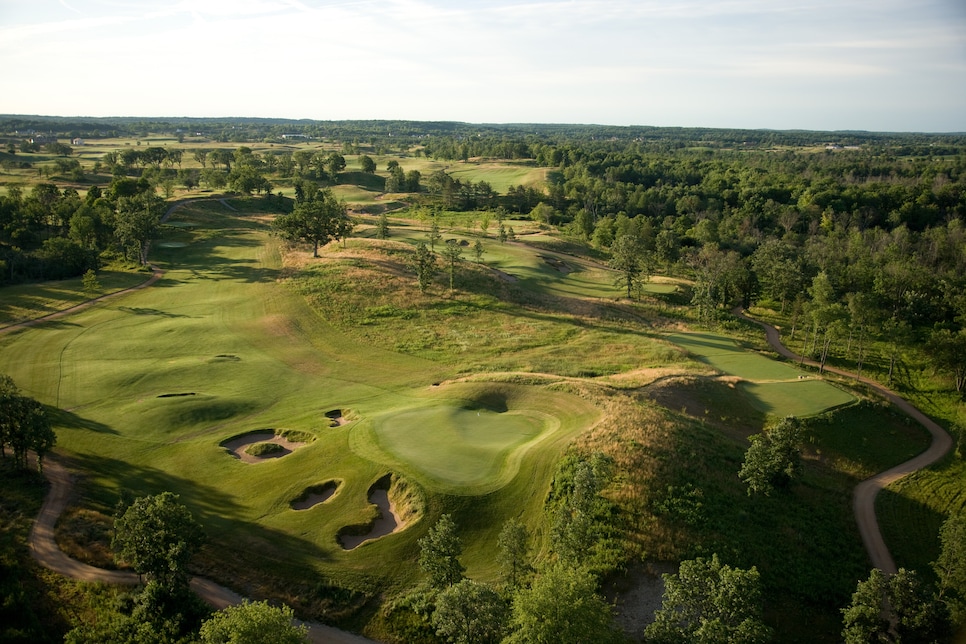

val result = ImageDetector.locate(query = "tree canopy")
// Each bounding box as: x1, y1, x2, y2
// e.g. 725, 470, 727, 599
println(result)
112, 492, 205, 589
646, 553, 771, 643
505, 563, 621, 644
199, 600, 308, 644
418, 513, 465, 589
0, 374, 56, 471
738, 416, 805, 496
271, 187, 351, 257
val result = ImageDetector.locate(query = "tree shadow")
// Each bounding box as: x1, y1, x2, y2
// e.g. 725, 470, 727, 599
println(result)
62, 452, 335, 582
47, 407, 118, 435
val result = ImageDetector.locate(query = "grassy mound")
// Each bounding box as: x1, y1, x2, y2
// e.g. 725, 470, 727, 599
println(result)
245, 442, 284, 457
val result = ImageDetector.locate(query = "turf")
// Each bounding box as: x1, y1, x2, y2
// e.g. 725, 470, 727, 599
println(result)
668, 332, 855, 417
0, 201, 602, 595
372, 403, 545, 486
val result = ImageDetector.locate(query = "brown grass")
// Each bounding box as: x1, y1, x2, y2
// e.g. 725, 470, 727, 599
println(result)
55, 508, 118, 569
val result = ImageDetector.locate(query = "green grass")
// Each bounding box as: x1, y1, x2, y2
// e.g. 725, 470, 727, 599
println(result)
0, 202, 606, 612
5, 189, 949, 641
667, 332, 855, 417
0, 268, 151, 327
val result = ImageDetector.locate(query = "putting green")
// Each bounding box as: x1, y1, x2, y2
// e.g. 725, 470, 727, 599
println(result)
372, 403, 547, 487
669, 332, 854, 417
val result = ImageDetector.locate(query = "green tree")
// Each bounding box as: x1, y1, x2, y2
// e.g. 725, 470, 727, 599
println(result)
473, 239, 484, 263
200, 600, 309, 644
428, 217, 442, 250
738, 416, 804, 496
927, 329, 966, 397
82, 268, 101, 298
750, 238, 802, 313
418, 513, 465, 589
112, 492, 205, 590
505, 563, 621, 644
842, 568, 951, 643
272, 188, 351, 257
431, 579, 508, 644
645, 553, 771, 643
529, 202, 555, 224
933, 512, 966, 624
409, 241, 438, 292
359, 155, 376, 173
497, 519, 533, 592
440, 242, 464, 292
609, 233, 648, 298
113, 193, 164, 265
326, 153, 346, 178
0, 375, 56, 471
376, 213, 390, 239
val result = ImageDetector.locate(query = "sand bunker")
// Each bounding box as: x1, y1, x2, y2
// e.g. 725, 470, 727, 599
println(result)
221, 431, 308, 464
325, 409, 346, 427
291, 481, 340, 510
339, 476, 405, 550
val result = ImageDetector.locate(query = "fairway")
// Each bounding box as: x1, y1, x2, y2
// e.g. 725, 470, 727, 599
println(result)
669, 332, 854, 416
0, 200, 602, 588
372, 402, 547, 487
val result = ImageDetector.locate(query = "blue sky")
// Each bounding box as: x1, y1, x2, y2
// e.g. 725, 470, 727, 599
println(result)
1, 0, 964, 132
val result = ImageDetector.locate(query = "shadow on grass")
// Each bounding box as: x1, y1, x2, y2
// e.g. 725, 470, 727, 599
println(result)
47, 407, 118, 435
62, 452, 335, 579
876, 479, 949, 583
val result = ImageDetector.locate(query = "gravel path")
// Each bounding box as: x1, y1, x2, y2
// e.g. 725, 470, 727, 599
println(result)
28, 457, 377, 643
734, 308, 954, 574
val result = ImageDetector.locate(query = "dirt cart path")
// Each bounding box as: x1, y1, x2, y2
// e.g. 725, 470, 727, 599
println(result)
734, 308, 953, 574
28, 457, 377, 643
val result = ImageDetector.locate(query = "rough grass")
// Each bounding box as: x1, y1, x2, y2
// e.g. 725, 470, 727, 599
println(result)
0, 267, 150, 327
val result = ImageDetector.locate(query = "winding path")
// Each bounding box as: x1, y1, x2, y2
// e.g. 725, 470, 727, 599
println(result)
734, 308, 954, 574
28, 456, 377, 644
12, 196, 377, 642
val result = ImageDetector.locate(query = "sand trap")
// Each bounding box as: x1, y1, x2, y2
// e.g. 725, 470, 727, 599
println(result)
339, 478, 405, 550
221, 431, 307, 464
291, 481, 340, 510
325, 409, 347, 427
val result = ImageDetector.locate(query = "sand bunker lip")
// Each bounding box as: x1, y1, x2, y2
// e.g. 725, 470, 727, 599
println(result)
291, 481, 340, 510
325, 409, 347, 427
338, 475, 405, 550
220, 430, 308, 464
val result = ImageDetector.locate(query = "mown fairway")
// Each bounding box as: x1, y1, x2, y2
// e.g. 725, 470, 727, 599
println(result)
668, 332, 855, 416
0, 199, 602, 591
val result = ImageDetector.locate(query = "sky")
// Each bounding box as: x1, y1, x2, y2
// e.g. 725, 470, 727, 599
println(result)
1, 0, 965, 132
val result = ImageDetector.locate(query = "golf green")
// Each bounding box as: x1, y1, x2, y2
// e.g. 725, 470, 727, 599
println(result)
372, 403, 548, 487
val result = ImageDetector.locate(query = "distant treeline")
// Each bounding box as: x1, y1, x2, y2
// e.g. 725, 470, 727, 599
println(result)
2, 114, 965, 152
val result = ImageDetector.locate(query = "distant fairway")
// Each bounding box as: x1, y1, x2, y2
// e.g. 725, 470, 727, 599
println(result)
669, 332, 854, 417
372, 402, 548, 487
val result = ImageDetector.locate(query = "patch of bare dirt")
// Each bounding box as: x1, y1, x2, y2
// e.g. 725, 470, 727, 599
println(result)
607, 562, 676, 641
